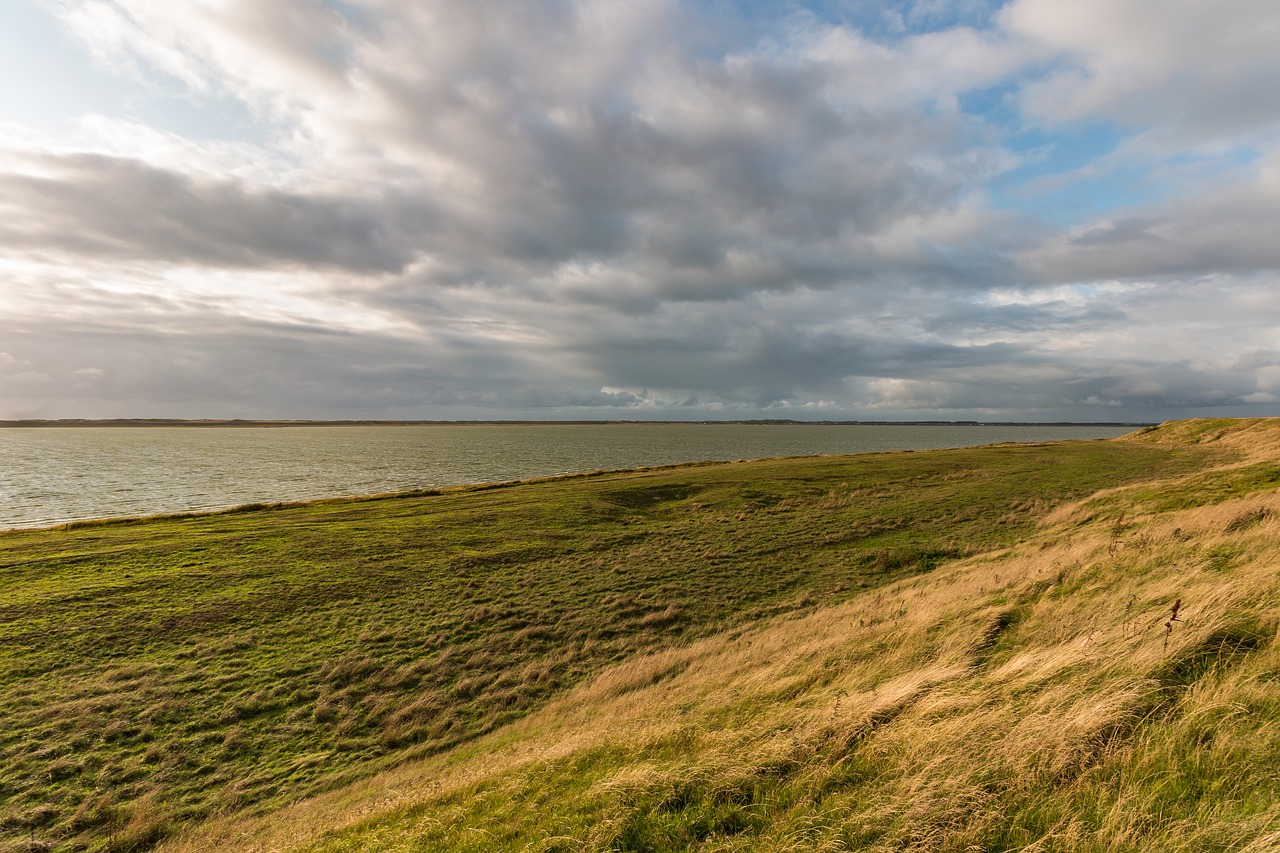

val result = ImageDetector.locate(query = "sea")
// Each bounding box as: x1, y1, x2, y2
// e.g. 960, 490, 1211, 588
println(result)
0, 423, 1140, 531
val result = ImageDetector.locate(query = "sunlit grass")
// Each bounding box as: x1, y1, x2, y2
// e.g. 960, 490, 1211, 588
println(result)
175, 420, 1279, 853
0, 433, 1220, 850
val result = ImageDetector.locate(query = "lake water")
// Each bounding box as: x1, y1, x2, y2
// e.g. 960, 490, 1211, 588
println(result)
0, 423, 1139, 531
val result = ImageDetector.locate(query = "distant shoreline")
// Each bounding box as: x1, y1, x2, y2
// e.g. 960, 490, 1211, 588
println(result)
0, 418, 1154, 428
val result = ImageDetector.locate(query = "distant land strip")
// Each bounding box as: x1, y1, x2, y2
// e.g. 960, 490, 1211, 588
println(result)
0, 418, 1154, 428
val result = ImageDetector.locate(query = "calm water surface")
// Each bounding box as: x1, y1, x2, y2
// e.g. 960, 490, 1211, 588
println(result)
0, 423, 1138, 530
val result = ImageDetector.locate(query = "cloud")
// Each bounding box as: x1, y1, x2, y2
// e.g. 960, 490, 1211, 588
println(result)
14, 1, 1018, 294
1018, 149, 1280, 282
0, 150, 423, 271
1005, 0, 1280, 143
2, 0, 1279, 421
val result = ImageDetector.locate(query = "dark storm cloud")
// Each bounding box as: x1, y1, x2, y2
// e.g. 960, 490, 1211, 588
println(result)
1021, 173, 1280, 283
0, 313, 576, 418
0, 152, 426, 272
553, 295, 1036, 409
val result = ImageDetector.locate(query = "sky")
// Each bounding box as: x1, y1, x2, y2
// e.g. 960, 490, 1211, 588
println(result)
2, 0, 1279, 422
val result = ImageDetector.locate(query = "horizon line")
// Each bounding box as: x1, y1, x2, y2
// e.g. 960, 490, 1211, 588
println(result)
0, 417, 1157, 428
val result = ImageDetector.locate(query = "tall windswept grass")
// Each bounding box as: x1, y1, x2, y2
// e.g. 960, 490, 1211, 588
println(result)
154, 419, 1280, 853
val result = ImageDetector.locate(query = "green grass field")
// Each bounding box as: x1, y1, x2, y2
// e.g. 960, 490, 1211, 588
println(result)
3, 425, 1271, 851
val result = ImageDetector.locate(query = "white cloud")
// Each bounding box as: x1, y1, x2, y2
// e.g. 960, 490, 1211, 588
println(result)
1005, 0, 1280, 141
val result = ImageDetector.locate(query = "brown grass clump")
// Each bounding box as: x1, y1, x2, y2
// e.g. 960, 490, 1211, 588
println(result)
639, 605, 682, 627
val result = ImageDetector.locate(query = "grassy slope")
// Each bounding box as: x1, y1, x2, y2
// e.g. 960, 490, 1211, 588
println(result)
0, 427, 1248, 851
148, 419, 1280, 853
